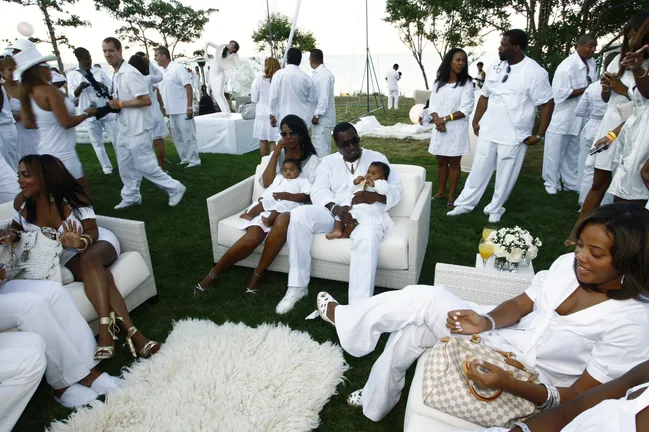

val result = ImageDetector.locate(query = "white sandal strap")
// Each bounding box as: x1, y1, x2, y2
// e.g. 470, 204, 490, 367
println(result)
245, 288, 257, 294
347, 389, 363, 407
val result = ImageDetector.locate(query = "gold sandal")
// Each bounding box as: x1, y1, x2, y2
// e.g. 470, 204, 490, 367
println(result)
94, 312, 123, 360
124, 326, 160, 359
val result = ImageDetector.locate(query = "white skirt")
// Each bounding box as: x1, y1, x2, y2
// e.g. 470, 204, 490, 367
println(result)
60, 227, 121, 265
15, 122, 40, 160
253, 106, 279, 141
55, 151, 84, 179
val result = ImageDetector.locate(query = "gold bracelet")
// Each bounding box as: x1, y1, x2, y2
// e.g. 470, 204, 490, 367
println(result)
77, 237, 89, 252
636, 68, 649, 79
449, 113, 454, 121
80, 234, 94, 246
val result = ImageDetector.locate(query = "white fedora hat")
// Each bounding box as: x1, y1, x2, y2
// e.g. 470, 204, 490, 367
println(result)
13, 45, 56, 81
7, 38, 35, 53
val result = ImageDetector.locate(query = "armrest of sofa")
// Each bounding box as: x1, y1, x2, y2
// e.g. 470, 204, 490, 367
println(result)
408, 181, 432, 273
96, 216, 155, 278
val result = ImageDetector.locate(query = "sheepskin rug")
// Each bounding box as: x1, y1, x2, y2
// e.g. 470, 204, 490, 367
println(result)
49, 319, 349, 432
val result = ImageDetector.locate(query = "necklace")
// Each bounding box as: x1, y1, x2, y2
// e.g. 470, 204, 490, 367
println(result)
343, 150, 362, 175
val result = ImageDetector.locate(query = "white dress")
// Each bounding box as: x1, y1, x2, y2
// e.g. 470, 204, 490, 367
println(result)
145, 75, 169, 140
339, 179, 395, 230
423, 81, 475, 156
251, 76, 278, 141
609, 79, 649, 201
8, 96, 39, 159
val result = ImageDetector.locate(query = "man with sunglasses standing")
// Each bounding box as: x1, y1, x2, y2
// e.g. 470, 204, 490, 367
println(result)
448, 29, 554, 223
542, 34, 598, 195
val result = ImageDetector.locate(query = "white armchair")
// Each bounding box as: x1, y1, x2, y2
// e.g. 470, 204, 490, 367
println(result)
404, 263, 534, 431
207, 161, 432, 289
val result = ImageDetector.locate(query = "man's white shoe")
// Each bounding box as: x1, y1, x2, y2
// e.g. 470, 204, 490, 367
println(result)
168, 184, 187, 207
488, 213, 502, 223
276, 287, 308, 314
114, 200, 141, 210
545, 185, 558, 195
186, 162, 201, 168
90, 372, 121, 396
179, 161, 190, 165
55, 383, 98, 409
447, 206, 471, 216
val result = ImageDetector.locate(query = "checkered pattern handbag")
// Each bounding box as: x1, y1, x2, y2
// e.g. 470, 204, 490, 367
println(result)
422, 335, 538, 427
9, 230, 63, 283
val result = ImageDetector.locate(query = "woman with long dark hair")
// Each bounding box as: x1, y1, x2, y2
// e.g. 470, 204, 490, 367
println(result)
252, 57, 281, 156
420, 48, 474, 207
3, 154, 160, 360
196, 114, 319, 293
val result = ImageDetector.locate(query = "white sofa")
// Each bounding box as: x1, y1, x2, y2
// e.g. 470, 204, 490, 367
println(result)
207, 160, 432, 289
0, 202, 157, 334
404, 263, 534, 431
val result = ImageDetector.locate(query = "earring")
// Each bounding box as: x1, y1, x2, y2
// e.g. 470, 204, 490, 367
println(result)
49, 194, 55, 203
621, 274, 626, 285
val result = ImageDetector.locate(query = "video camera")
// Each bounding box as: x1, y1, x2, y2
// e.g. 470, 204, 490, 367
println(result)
77, 68, 120, 120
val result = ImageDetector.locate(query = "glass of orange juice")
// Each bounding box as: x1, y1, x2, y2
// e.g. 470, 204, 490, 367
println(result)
478, 240, 495, 268
482, 226, 497, 241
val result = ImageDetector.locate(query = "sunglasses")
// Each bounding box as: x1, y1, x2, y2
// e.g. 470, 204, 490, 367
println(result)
280, 131, 299, 138
501, 66, 512, 83
587, 75, 592, 84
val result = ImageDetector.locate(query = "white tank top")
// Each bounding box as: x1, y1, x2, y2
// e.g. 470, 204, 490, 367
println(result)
31, 95, 77, 156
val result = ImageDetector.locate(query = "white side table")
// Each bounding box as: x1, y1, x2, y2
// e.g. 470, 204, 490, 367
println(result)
475, 254, 535, 277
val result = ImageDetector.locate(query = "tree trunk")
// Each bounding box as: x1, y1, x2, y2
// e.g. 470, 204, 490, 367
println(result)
412, 52, 429, 90
38, 0, 65, 75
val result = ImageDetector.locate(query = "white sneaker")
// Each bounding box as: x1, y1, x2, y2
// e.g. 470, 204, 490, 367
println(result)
55, 383, 98, 409
276, 287, 308, 314
545, 185, 558, 195
103, 169, 113, 175
488, 208, 505, 223
90, 372, 121, 396
447, 206, 471, 216
114, 199, 141, 210
168, 184, 187, 207
179, 161, 190, 165
186, 162, 201, 168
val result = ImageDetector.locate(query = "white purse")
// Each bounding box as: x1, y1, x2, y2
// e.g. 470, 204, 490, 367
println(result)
9, 229, 63, 283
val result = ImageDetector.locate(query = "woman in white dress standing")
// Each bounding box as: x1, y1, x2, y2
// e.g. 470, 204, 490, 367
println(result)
14, 43, 95, 193
420, 48, 474, 207
204, 40, 240, 116
252, 57, 281, 156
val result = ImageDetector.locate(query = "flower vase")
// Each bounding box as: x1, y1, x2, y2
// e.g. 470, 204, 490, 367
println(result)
519, 258, 531, 268
494, 257, 519, 272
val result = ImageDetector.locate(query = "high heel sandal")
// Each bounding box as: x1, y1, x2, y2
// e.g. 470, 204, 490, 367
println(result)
245, 271, 263, 294
194, 270, 217, 295
124, 326, 160, 359
94, 312, 123, 360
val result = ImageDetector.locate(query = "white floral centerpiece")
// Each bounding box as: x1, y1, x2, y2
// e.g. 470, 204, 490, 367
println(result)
487, 226, 542, 272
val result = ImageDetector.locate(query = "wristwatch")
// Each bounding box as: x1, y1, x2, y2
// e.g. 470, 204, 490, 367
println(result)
314, 115, 319, 119
536, 135, 545, 141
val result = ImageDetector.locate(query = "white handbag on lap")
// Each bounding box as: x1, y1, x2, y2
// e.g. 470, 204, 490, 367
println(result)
9, 229, 63, 283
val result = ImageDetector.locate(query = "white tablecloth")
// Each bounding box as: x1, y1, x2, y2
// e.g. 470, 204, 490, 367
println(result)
195, 113, 258, 155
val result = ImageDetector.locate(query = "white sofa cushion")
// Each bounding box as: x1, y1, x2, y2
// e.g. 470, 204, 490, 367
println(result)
217, 213, 410, 270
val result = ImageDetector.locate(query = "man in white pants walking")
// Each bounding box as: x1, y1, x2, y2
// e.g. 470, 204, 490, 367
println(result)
155, 46, 201, 167
276, 122, 402, 314
310, 49, 336, 158
103, 37, 186, 209
542, 35, 598, 195
68, 47, 116, 174
448, 29, 554, 223
385, 64, 401, 109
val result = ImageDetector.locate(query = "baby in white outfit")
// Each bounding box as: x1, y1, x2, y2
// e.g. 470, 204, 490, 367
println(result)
240, 159, 311, 227
326, 161, 394, 239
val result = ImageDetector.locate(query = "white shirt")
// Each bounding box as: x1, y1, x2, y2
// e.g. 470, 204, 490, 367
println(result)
112, 62, 153, 136
312, 64, 336, 127
386, 69, 400, 91
269, 64, 316, 127
149, 63, 164, 85
160, 61, 192, 116
575, 80, 607, 140
480, 57, 553, 145
311, 148, 402, 211
0, 86, 15, 125
261, 175, 311, 200
547, 52, 598, 136
67, 66, 112, 112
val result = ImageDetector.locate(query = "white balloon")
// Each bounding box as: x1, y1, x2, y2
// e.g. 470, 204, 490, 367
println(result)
409, 103, 425, 124
17, 22, 34, 37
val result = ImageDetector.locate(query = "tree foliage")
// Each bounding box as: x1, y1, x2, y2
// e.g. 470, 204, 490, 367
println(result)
251, 12, 317, 58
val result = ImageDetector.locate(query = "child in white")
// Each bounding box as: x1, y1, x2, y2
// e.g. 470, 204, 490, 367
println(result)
239, 159, 310, 228
326, 161, 394, 239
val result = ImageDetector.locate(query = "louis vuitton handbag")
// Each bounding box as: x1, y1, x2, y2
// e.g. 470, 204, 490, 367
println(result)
422, 335, 539, 427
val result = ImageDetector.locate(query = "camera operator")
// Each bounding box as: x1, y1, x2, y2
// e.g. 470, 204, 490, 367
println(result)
67, 47, 116, 175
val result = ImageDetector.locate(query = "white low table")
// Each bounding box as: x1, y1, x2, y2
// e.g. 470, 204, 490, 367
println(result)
195, 113, 258, 155
474, 254, 535, 277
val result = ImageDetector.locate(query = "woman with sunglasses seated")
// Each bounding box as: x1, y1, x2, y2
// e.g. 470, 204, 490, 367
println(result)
195, 114, 320, 294
317, 203, 649, 424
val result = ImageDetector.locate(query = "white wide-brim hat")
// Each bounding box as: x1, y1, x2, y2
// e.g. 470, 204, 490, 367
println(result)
7, 38, 35, 53
13, 44, 56, 81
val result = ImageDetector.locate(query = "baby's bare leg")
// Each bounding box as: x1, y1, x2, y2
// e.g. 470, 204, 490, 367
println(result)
240, 202, 265, 220
261, 210, 280, 227
326, 220, 345, 240
339, 222, 356, 239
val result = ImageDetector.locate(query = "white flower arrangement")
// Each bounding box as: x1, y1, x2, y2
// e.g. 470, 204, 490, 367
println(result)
487, 226, 542, 264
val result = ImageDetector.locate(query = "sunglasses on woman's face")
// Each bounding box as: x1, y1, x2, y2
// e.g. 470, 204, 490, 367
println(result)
280, 131, 299, 138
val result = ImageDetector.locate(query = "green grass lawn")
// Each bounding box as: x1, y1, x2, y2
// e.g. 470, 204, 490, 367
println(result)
16, 98, 580, 431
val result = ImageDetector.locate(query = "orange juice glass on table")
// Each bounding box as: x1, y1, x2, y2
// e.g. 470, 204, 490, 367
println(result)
482, 226, 497, 241
478, 240, 495, 268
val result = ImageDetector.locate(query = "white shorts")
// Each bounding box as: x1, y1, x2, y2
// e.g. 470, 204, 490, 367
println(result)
60, 227, 121, 265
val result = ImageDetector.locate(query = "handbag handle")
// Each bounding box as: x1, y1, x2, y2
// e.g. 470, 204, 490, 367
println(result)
461, 357, 504, 402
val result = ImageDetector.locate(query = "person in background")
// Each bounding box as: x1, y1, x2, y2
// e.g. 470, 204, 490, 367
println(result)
49, 67, 68, 96
198, 85, 217, 116
93, 63, 102, 69
155, 46, 201, 168
385, 64, 401, 109
310, 48, 336, 158
475, 61, 486, 89
251, 57, 280, 156
0, 72, 18, 170
542, 34, 598, 195
269, 47, 315, 129
204, 40, 240, 115
68, 47, 116, 175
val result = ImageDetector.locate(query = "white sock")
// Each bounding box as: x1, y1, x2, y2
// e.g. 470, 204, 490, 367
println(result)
56, 383, 98, 408
90, 372, 121, 396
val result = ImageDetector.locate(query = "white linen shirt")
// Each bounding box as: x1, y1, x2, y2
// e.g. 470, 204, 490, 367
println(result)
547, 52, 598, 136
480, 57, 553, 145
112, 62, 153, 136
311, 148, 402, 211
386, 69, 400, 91
160, 61, 192, 116
0, 87, 15, 125
67, 66, 112, 111
269, 64, 316, 127
312, 64, 336, 127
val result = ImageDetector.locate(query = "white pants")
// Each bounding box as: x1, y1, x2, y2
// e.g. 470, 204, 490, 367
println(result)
454, 138, 527, 217
116, 130, 183, 203
0, 332, 46, 432
86, 116, 116, 173
312, 124, 332, 158
169, 115, 201, 165
209, 70, 232, 115
0, 280, 99, 390
387, 90, 399, 109
287, 205, 384, 303
0, 123, 19, 171
0, 153, 19, 204
542, 132, 580, 191
335, 285, 486, 422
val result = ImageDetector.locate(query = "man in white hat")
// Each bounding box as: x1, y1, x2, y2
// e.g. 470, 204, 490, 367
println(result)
102, 37, 186, 209
6, 39, 35, 55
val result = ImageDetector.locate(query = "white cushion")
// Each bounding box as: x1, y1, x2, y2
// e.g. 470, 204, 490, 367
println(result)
217, 213, 410, 270
67, 251, 150, 321
0, 202, 12, 221
388, 165, 426, 218
252, 156, 272, 201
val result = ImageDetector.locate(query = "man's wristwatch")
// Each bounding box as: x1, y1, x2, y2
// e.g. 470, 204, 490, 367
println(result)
187, 107, 193, 111
536, 135, 544, 141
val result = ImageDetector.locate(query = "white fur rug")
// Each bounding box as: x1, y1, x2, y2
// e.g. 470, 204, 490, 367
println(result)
49, 320, 349, 432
